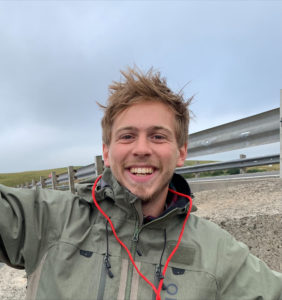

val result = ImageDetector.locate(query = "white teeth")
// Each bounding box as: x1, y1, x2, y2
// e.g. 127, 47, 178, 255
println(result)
129, 167, 153, 175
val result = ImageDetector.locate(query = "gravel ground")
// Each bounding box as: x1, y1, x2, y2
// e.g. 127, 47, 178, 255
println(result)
0, 178, 281, 299
193, 178, 282, 219
192, 178, 282, 272
0, 265, 26, 300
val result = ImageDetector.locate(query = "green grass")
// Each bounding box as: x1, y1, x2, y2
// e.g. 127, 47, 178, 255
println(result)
184, 160, 217, 166
182, 161, 279, 179
0, 167, 81, 187
246, 164, 279, 172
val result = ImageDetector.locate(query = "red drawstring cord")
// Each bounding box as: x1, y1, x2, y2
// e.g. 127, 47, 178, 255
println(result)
92, 175, 193, 300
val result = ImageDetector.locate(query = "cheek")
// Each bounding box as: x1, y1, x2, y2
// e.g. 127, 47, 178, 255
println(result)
164, 147, 183, 166
108, 145, 128, 164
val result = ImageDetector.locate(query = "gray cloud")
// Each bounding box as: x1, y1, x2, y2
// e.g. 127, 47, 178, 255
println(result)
0, 1, 281, 172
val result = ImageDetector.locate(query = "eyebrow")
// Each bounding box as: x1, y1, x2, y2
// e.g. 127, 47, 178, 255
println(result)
115, 126, 173, 135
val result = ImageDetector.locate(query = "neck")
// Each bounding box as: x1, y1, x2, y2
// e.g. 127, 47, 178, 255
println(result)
141, 188, 168, 218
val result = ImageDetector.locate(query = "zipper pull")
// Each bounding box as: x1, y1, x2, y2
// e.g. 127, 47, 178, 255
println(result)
104, 255, 114, 278
156, 265, 167, 290
132, 230, 139, 242
136, 248, 143, 256
133, 230, 142, 255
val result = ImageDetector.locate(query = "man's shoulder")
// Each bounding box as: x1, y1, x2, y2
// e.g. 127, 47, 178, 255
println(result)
188, 213, 237, 245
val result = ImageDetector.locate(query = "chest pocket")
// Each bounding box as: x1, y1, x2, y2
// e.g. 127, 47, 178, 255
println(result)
160, 243, 217, 300
162, 266, 217, 300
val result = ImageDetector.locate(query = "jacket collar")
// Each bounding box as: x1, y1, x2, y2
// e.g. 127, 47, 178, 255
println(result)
77, 167, 197, 215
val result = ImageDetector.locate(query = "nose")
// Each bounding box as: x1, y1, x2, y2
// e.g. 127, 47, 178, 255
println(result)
132, 135, 152, 157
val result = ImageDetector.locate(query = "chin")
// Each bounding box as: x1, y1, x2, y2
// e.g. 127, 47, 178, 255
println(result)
128, 187, 153, 201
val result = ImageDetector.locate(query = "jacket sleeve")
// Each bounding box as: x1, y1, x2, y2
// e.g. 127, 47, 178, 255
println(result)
217, 232, 282, 300
0, 184, 73, 274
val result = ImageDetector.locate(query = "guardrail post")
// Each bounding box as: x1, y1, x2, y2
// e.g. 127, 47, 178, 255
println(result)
40, 176, 45, 189
240, 154, 246, 174
280, 90, 282, 179
51, 172, 57, 190
95, 155, 104, 176
32, 179, 36, 188
25, 182, 29, 189
68, 166, 75, 194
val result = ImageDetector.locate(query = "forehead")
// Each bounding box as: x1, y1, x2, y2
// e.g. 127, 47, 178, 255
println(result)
112, 101, 176, 132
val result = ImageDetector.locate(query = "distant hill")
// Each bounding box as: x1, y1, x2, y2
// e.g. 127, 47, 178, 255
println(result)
0, 167, 81, 187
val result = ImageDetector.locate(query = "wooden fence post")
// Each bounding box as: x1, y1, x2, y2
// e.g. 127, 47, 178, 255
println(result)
51, 172, 57, 190
68, 166, 75, 194
32, 179, 36, 188
40, 176, 45, 189
95, 155, 104, 176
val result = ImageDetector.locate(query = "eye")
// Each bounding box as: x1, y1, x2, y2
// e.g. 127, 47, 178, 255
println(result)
118, 134, 135, 143
153, 135, 164, 139
121, 134, 133, 140
151, 134, 166, 142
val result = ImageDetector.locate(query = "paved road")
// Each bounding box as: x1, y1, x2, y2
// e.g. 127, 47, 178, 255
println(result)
188, 171, 279, 183
187, 171, 280, 192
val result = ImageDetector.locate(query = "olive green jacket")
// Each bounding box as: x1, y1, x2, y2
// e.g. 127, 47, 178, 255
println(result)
0, 168, 281, 300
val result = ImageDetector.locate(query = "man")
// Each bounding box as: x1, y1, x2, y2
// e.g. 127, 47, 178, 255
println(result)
0, 67, 281, 300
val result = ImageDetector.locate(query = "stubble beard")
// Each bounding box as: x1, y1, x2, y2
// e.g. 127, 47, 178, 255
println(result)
129, 171, 173, 203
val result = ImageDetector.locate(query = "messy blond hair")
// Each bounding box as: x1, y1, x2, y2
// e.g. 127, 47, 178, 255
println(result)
99, 67, 193, 147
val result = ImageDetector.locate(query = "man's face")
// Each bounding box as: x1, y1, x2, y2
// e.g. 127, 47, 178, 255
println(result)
103, 101, 187, 203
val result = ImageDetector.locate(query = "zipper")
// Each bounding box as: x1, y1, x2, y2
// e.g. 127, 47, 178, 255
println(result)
123, 206, 184, 300
97, 256, 108, 300
152, 264, 161, 300
124, 204, 140, 300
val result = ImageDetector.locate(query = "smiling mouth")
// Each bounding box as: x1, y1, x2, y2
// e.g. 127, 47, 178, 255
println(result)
129, 167, 154, 176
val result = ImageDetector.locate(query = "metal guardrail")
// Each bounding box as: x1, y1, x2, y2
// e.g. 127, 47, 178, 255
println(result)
31, 157, 104, 191
43, 164, 97, 186
21, 94, 282, 189
188, 108, 280, 157
175, 154, 280, 174
35, 153, 279, 190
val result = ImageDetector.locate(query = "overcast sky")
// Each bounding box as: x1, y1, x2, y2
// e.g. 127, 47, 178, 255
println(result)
0, 1, 281, 173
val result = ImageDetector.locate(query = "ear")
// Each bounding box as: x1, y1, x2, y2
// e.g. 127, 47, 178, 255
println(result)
102, 144, 110, 167
176, 143, 187, 167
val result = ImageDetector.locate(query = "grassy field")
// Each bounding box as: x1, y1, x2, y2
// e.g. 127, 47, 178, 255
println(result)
184, 160, 216, 166
0, 167, 80, 187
